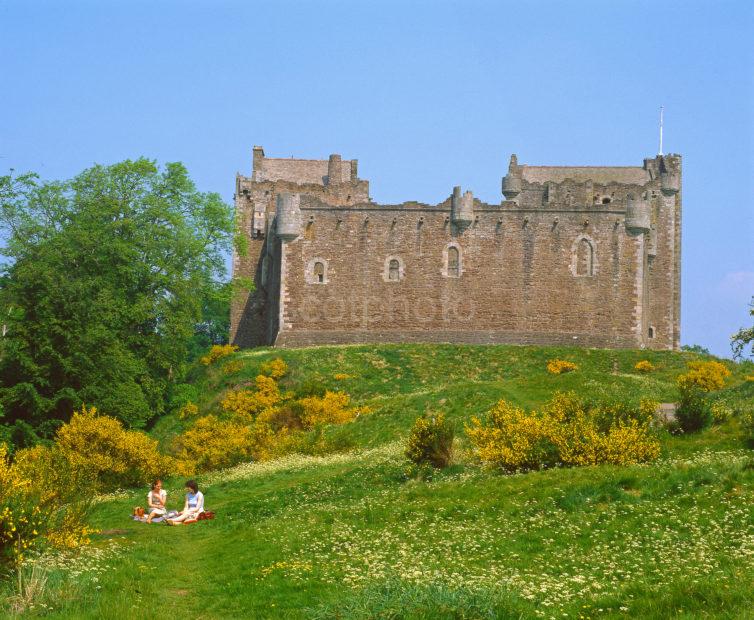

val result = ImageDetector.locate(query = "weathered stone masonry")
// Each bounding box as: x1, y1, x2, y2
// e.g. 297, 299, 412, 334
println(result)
231, 146, 681, 350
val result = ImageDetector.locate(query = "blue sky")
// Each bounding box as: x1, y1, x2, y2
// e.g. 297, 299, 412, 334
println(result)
1, 0, 752, 356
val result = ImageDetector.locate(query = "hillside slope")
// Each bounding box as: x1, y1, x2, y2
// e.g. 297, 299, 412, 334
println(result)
11, 345, 754, 619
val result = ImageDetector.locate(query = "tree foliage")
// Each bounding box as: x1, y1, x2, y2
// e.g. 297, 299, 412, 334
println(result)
731, 296, 754, 359
0, 160, 232, 443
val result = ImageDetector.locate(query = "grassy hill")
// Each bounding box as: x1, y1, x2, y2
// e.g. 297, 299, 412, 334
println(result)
7, 345, 754, 619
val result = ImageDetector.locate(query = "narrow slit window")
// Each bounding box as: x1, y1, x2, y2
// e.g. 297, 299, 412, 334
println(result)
447, 247, 460, 277
575, 239, 594, 276
389, 259, 400, 281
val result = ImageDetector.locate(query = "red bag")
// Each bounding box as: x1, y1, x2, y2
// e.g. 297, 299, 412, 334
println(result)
197, 511, 215, 521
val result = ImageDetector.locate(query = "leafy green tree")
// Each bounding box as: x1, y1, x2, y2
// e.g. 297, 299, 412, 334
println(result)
0, 159, 232, 443
731, 296, 754, 359
681, 344, 711, 356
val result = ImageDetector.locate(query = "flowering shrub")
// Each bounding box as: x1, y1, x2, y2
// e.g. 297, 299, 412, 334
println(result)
466, 392, 659, 472
333, 373, 353, 381
56, 405, 167, 490
1, 444, 93, 567
222, 359, 244, 375
675, 361, 731, 433
172, 415, 254, 474
466, 400, 558, 471
297, 391, 369, 429
634, 360, 655, 373
547, 359, 578, 375
172, 361, 368, 471
405, 413, 454, 469
221, 375, 284, 421
260, 358, 288, 379
178, 401, 199, 419
200, 344, 238, 366
677, 360, 731, 393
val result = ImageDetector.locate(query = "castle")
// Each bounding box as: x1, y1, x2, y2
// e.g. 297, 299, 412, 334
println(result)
231, 146, 681, 350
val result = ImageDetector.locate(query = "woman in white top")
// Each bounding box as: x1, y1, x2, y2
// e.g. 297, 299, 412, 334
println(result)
146, 479, 167, 523
166, 480, 204, 525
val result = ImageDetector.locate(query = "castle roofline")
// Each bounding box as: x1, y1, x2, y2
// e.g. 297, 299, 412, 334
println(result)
520, 165, 649, 185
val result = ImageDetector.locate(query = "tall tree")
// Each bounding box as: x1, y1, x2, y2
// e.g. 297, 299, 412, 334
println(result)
0, 159, 232, 443
731, 296, 754, 359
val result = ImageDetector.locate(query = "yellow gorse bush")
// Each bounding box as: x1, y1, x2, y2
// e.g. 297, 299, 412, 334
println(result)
1, 443, 93, 567
172, 359, 369, 473
260, 358, 288, 379
222, 359, 244, 375
221, 375, 285, 421
178, 401, 199, 419
172, 415, 255, 475
634, 360, 655, 372
676, 360, 731, 393
200, 344, 239, 365
333, 373, 352, 380
547, 359, 578, 375
297, 391, 369, 429
466, 392, 660, 472
56, 406, 167, 490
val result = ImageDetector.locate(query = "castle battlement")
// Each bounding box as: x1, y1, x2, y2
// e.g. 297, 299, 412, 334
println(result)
231, 147, 681, 350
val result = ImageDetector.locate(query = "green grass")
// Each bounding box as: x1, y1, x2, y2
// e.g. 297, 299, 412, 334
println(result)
4, 344, 754, 619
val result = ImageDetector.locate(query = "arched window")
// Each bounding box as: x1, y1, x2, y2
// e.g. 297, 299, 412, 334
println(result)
576, 239, 594, 276
389, 259, 400, 281
447, 246, 460, 277
648, 326, 655, 339
383, 256, 404, 282
313, 261, 325, 283
571, 236, 596, 277
306, 257, 328, 284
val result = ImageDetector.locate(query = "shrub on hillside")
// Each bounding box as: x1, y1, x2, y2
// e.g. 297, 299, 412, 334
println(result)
405, 413, 454, 469
260, 358, 288, 379
547, 359, 578, 375
675, 387, 714, 433
172, 415, 254, 474
55, 405, 168, 490
296, 391, 369, 429
634, 360, 655, 373
200, 344, 238, 366
178, 402, 199, 419
466, 392, 659, 472
222, 359, 244, 375
221, 375, 285, 421
674, 361, 731, 433
677, 360, 731, 393
1, 444, 93, 567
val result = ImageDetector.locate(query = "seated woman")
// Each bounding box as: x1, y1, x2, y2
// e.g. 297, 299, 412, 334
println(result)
146, 479, 167, 524
166, 480, 204, 525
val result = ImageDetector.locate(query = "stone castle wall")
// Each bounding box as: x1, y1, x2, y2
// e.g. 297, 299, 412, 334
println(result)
231, 147, 681, 351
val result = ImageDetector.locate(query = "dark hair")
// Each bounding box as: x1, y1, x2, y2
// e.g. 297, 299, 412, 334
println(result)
185, 479, 198, 493
151, 479, 162, 490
